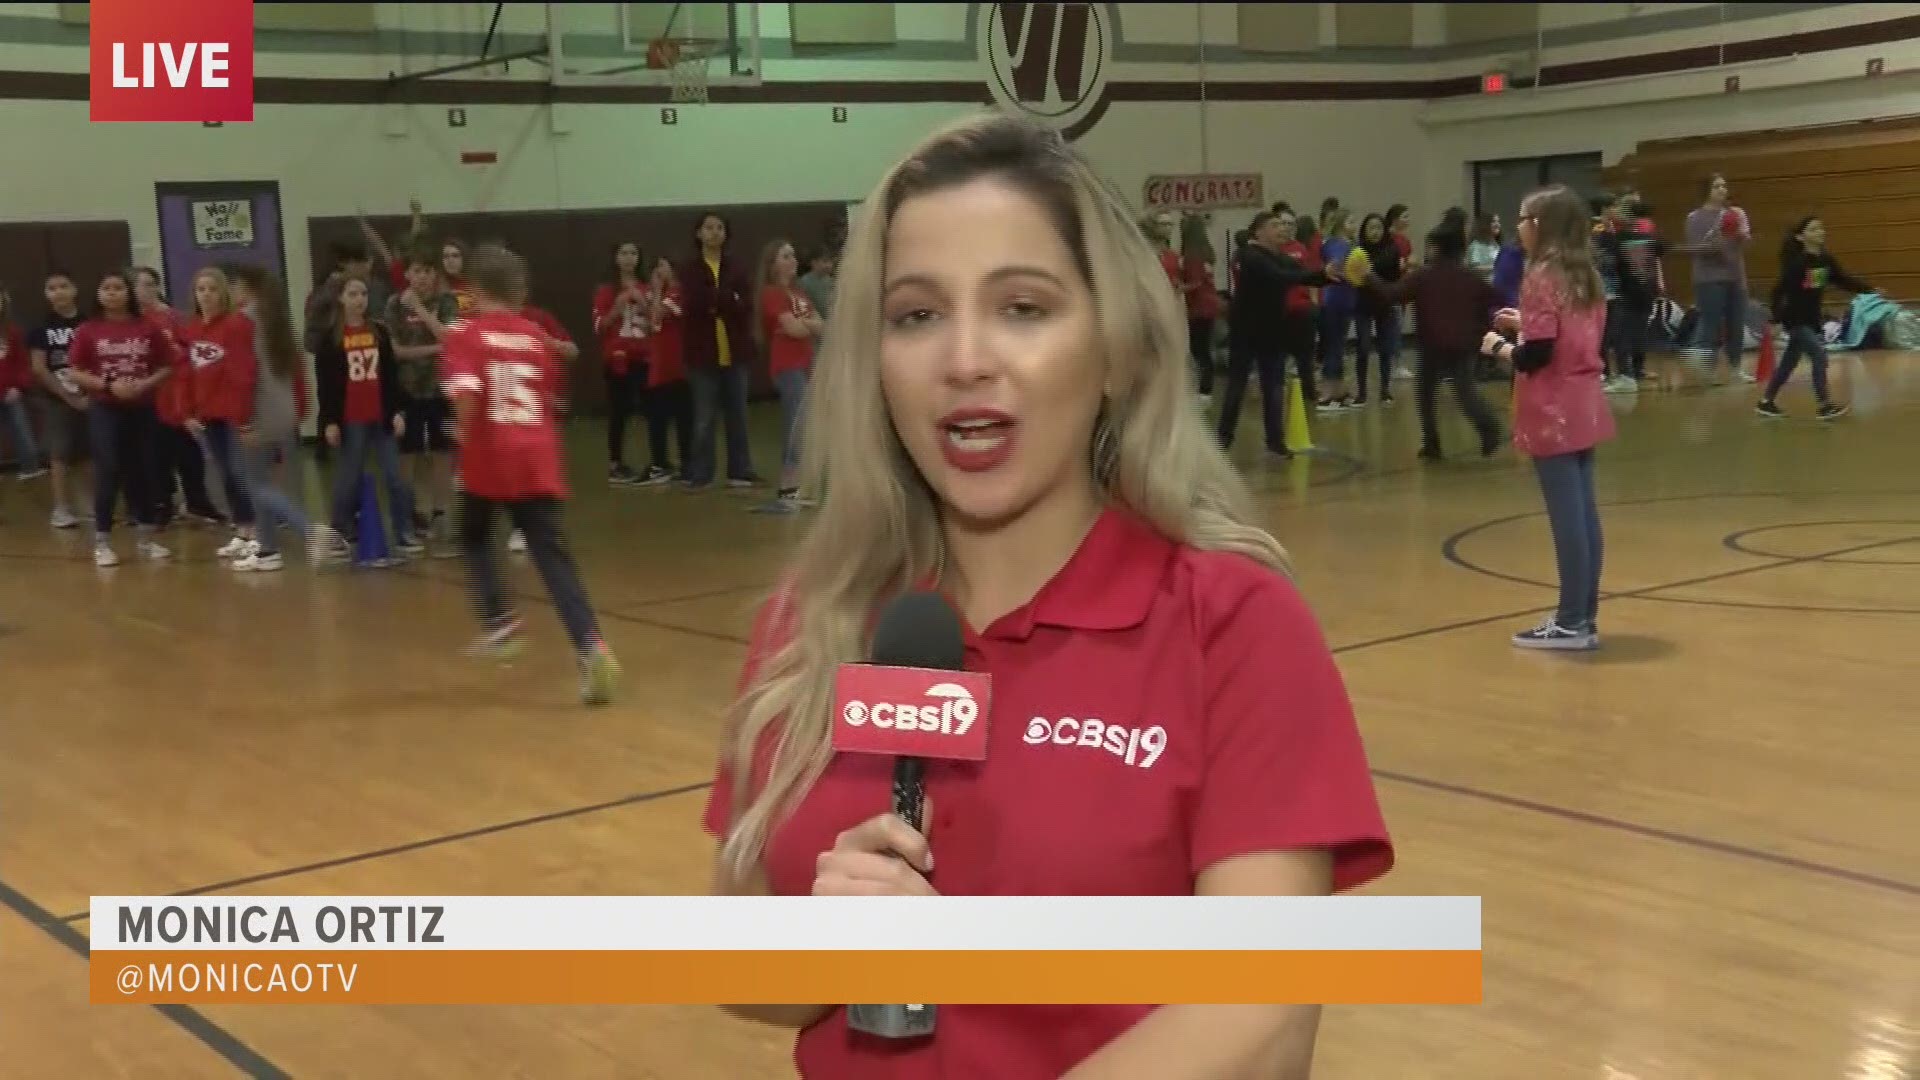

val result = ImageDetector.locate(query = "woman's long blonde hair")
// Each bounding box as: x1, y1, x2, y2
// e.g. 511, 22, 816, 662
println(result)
191, 266, 232, 321
1521, 185, 1605, 310
718, 113, 1289, 884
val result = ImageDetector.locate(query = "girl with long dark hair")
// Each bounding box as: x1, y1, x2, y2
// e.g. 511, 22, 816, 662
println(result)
66, 270, 176, 566
221, 262, 348, 571
1177, 212, 1219, 399
1353, 213, 1403, 406
1757, 215, 1865, 420
1480, 187, 1614, 649
316, 274, 418, 556
678, 211, 760, 490
593, 240, 662, 485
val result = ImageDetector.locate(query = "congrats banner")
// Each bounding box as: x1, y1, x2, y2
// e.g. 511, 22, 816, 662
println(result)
90, 895, 1482, 1006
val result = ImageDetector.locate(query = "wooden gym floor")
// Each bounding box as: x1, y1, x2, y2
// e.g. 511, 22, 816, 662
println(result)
4, 352, 1917, 1079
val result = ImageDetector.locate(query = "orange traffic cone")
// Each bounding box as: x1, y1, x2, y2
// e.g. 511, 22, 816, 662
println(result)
1754, 323, 1777, 384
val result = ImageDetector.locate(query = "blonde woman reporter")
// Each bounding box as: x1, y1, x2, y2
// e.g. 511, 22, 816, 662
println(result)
703, 115, 1392, 1080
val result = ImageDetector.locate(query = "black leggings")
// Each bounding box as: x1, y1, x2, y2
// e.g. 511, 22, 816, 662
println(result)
605, 366, 643, 467
1416, 345, 1500, 455
155, 422, 221, 522
1187, 318, 1215, 395
90, 404, 159, 534
643, 378, 693, 474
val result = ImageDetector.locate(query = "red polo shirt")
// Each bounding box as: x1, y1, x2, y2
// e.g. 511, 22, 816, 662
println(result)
704, 508, 1392, 1080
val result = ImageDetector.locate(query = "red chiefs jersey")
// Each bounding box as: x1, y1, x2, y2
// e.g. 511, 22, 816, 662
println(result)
592, 281, 652, 376
650, 284, 685, 387
442, 309, 567, 500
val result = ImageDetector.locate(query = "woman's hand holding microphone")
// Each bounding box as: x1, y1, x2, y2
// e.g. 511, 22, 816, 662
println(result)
812, 811, 938, 897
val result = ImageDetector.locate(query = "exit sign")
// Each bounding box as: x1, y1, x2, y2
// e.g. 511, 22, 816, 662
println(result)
1481, 71, 1508, 94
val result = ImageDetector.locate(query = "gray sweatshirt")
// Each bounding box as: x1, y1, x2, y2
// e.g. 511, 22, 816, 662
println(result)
1684, 203, 1748, 286
243, 301, 300, 441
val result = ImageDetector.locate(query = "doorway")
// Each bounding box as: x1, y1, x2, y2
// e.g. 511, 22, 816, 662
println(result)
153, 180, 288, 308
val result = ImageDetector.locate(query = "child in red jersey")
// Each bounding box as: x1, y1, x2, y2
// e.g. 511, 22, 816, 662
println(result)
0, 288, 47, 481
442, 245, 619, 706
752, 238, 822, 511
315, 274, 420, 556
180, 266, 262, 560
134, 267, 224, 528
66, 269, 176, 566
644, 256, 693, 479
592, 240, 662, 486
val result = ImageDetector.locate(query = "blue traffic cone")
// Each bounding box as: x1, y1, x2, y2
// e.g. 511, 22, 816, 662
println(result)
353, 473, 392, 568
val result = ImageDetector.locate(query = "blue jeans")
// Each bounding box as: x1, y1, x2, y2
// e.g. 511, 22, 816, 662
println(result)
1762, 324, 1831, 404
200, 420, 256, 526
239, 431, 312, 557
1691, 279, 1747, 374
1319, 305, 1353, 384
773, 368, 809, 480
329, 421, 413, 539
2, 393, 42, 471
1354, 308, 1401, 399
686, 363, 754, 486
1533, 448, 1603, 630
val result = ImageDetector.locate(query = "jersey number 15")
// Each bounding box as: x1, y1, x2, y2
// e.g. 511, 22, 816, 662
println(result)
486, 361, 544, 426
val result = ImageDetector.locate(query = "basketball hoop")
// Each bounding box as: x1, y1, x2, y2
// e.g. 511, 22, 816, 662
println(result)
647, 37, 710, 104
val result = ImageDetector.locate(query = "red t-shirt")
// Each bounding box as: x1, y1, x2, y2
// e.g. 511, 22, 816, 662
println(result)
67, 316, 173, 404
181, 311, 259, 425
441, 309, 566, 500
758, 285, 816, 377
1279, 240, 1317, 315
649, 285, 686, 387
592, 282, 652, 376
340, 323, 385, 425
145, 308, 194, 427
1513, 266, 1615, 459
0, 324, 30, 394
1182, 255, 1219, 321
703, 509, 1392, 1080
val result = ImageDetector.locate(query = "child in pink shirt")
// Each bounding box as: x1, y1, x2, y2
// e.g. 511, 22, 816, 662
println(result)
1482, 185, 1615, 650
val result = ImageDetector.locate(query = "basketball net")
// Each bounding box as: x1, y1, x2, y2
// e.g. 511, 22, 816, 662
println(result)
648, 38, 710, 104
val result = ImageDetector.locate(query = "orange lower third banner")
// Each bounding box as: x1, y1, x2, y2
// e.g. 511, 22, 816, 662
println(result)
91, 949, 1482, 1006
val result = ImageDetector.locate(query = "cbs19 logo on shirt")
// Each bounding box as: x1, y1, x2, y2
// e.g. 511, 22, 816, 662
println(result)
89, 0, 254, 123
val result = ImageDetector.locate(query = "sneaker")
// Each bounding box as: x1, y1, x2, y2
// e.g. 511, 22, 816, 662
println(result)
1604, 375, 1638, 394
507, 530, 527, 553
93, 543, 120, 568
232, 551, 285, 572
1737, 369, 1758, 384
136, 539, 172, 562
217, 536, 257, 559
726, 474, 762, 490
1381, 392, 1396, 407
1817, 402, 1850, 420
578, 644, 620, 707
395, 535, 427, 558
467, 616, 524, 660
306, 525, 350, 565
608, 464, 641, 486
1392, 365, 1414, 381
1755, 400, 1784, 419
1316, 399, 1346, 414
1511, 619, 1598, 651
636, 465, 674, 487
50, 507, 79, 529
16, 466, 46, 481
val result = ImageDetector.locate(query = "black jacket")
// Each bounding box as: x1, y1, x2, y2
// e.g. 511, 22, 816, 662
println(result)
1228, 243, 1326, 350
314, 320, 402, 432
1771, 247, 1868, 330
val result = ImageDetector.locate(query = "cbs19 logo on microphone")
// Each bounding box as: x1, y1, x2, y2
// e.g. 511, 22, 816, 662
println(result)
832, 669, 993, 760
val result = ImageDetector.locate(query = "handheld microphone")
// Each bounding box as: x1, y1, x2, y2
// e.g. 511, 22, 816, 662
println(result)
832, 590, 991, 1041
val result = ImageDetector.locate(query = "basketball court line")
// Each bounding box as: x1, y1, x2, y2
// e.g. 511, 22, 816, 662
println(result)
41, 515, 1920, 914
0, 879, 291, 1080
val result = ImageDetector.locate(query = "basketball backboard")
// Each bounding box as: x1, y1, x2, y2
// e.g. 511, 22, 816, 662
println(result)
545, 3, 762, 91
